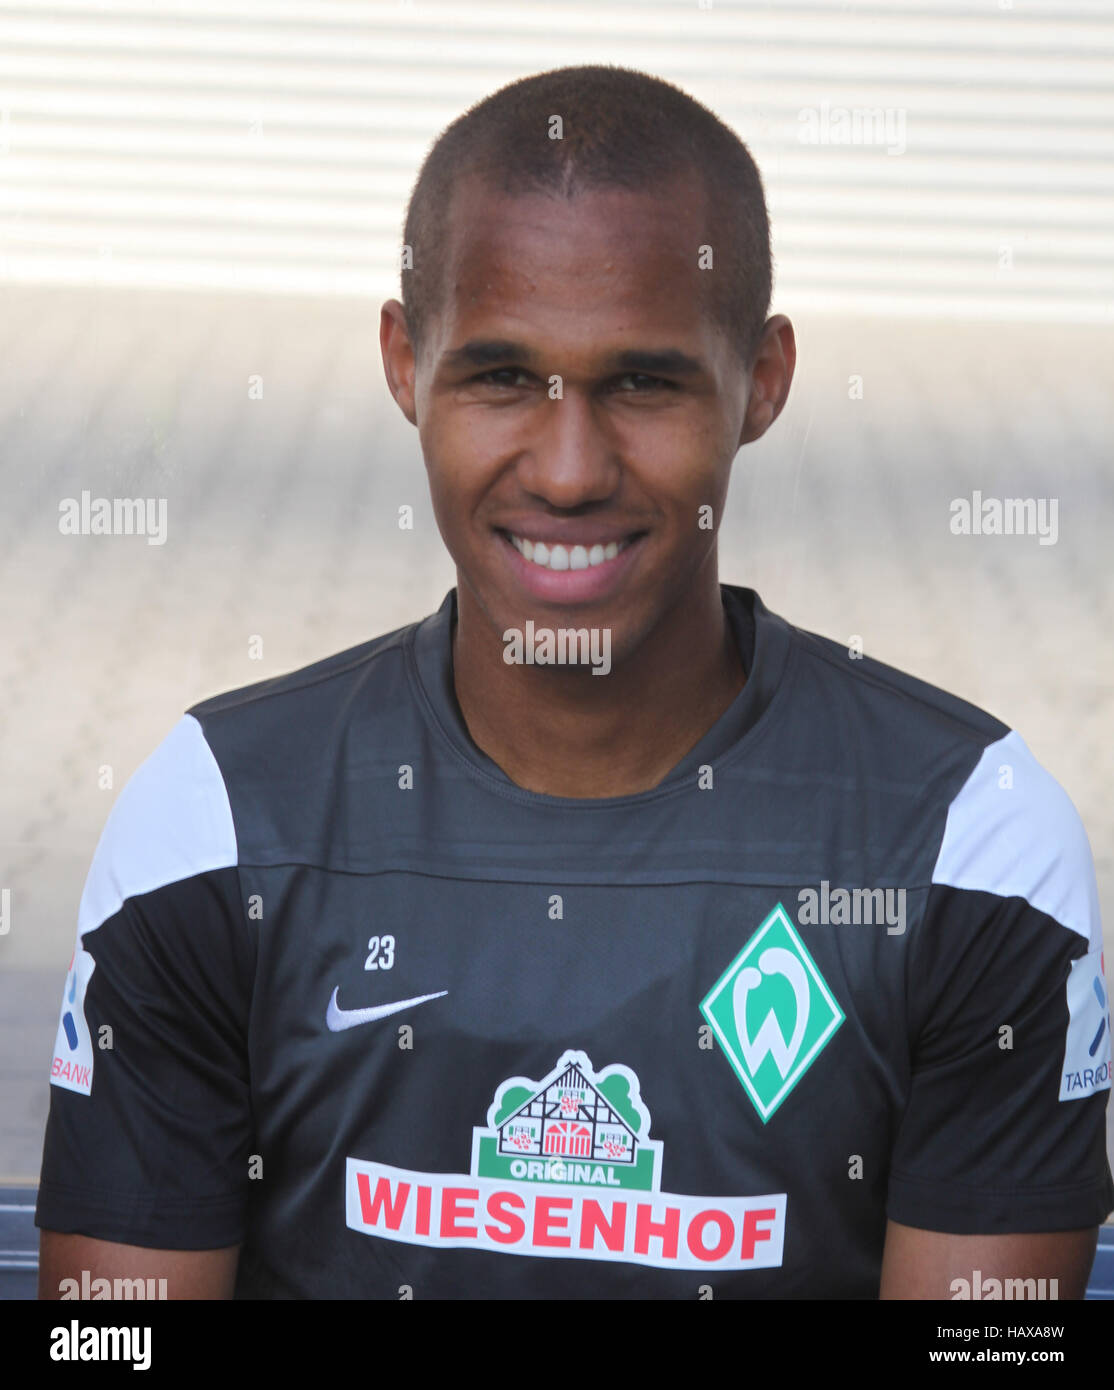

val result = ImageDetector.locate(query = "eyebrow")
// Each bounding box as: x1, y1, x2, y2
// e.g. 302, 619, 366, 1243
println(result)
440, 340, 539, 370
439, 340, 707, 376
606, 348, 705, 376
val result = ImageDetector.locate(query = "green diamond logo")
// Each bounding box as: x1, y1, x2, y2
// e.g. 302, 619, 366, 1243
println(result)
700, 903, 844, 1123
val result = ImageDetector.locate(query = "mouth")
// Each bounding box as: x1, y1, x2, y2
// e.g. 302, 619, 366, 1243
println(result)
495, 527, 647, 603
503, 532, 638, 573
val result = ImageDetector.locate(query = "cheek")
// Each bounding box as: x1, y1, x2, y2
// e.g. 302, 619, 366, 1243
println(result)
416, 429, 459, 537
422, 405, 528, 521
627, 414, 733, 498
421, 401, 495, 469
418, 418, 494, 549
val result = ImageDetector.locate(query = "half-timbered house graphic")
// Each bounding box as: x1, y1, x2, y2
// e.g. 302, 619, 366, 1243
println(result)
473, 1049, 663, 1190
496, 1057, 637, 1164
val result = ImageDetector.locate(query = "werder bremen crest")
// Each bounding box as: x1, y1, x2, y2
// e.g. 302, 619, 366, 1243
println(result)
346, 1049, 787, 1271
700, 903, 845, 1123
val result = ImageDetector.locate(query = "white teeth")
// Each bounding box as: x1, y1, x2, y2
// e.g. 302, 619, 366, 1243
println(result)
509, 533, 632, 571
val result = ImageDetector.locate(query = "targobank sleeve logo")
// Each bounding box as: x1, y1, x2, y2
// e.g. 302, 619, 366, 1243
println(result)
700, 903, 844, 1123
1059, 950, 1111, 1101
346, 1050, 786, 1271
49, 940, 96, 1096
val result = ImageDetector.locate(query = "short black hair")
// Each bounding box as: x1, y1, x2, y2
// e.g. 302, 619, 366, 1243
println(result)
401, 65, 772, 366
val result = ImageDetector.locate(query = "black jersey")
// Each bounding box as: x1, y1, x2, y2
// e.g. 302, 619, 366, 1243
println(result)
37, 586, 1113, 1297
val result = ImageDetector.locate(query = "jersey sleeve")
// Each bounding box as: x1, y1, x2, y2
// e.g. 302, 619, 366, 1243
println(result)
35, 714, 255, 1249
887, 730, 1114, 1233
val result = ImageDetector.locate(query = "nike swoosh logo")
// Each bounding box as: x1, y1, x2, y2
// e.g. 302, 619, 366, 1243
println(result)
326, 987, 448, 1032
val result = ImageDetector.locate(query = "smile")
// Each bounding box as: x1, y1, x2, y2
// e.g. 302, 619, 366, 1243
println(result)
507, 534, 634, 572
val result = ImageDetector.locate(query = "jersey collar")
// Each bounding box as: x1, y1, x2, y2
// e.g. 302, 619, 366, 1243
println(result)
407, 583, 793, 804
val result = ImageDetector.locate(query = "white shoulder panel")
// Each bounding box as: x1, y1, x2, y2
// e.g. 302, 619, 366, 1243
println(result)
77, 712, 238, 940
52, 714, 237, 1095
931, 730, 1100, 946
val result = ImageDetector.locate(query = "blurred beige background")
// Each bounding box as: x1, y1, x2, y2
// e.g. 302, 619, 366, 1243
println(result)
0, 1, 1111, 1183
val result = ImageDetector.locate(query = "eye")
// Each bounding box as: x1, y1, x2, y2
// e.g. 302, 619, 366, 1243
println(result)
614, 373, 674, 393
476, 368, 531, 388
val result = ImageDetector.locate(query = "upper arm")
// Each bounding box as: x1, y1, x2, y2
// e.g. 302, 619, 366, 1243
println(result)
39, 1231, 241, 1301
879, 1219, 1098, 1300
36, 716, 254, 1257
886, 734, 1113, 1240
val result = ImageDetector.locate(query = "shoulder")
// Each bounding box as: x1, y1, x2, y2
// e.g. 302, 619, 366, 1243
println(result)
782, 619, 1008, 755
79, 714, 238, 938
766, 608, 1098, 933
83, 615, 426, 926
188, 617, 417, 744
181, 610, 439, 869
766, 613, 1008, 854
187, 612, 425, 787
930, 728, 1100, 948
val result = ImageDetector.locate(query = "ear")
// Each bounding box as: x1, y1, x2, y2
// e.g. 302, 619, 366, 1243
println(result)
380, 299, 419, 426
738, 315, 796, 447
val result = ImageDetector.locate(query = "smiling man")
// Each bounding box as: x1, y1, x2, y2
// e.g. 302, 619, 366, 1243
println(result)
37, 66, 1111, 1301
385, 159, 771, 799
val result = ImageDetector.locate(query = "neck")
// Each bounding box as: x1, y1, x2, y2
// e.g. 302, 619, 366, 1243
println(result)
451, 575, 745, 798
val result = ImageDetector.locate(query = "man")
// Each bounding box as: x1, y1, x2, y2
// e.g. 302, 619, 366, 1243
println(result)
37, 66, 1112, 1299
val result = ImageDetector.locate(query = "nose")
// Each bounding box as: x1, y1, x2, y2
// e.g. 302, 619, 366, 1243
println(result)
515, 391, 620, 509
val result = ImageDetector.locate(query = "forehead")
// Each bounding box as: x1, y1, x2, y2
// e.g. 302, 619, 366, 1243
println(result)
431, 172, 723, 356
